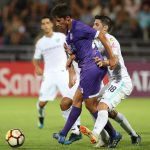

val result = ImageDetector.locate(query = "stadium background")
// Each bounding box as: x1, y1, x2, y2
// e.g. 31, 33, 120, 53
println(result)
0, 0, 150, 150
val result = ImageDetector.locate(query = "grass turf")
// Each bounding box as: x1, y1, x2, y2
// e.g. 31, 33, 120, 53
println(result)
0, 97, 150, 150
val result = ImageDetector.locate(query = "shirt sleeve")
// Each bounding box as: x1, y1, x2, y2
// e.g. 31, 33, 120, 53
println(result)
108, 37, 120, 55
33, 42, 42, 59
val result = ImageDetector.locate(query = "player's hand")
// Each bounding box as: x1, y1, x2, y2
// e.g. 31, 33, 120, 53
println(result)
35, 67, 43, 76
64, 43, 73, 55
94, 57, 103, 67
94, 57, 110, 67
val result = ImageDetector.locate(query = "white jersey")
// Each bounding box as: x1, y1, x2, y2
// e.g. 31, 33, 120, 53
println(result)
94, 33, 130, 81
33, 32, 80, 101
34, 32, 67, 73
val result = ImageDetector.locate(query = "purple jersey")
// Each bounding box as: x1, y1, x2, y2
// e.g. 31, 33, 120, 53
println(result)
66, 20, 101, 69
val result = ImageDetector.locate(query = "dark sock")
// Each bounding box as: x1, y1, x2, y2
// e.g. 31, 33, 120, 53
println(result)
92, 111, 98, 119
92, 111, 116, 138
104, 120, 116, 138
60, 106, 82, 136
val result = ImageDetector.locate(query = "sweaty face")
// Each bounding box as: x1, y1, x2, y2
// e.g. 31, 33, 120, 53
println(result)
55, 17, 67, 30
93, 19, 103, 31
41, 18, 53, 33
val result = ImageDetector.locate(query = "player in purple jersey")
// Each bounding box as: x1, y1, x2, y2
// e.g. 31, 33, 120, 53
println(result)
51, 3, 120, 147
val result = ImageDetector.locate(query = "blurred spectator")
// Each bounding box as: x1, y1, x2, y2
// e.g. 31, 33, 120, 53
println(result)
124, 0, 141, 19
112, 10, 132, 39
137, 1, 150, 40
0, 0, 150, 45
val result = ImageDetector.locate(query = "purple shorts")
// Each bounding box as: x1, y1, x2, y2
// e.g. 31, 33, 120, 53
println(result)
78, 65, 107, 99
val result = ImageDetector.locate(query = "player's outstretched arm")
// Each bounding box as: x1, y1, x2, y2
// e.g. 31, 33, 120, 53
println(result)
32, 59, 43, 76
98, 31, 117, 69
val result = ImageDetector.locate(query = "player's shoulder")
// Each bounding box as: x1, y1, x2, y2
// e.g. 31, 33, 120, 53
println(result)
54, 32, 66, 38
106, 33, 120, 45
35, 35, 46, 46
76, 20, 91, 30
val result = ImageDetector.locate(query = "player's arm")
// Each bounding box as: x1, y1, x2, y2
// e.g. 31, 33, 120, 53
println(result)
64, 43, 77, 88
68, 63, 77, 88
94, 55, 118, 68
33, 41, 43, 75
32, 59, 43, 76
66, 54, 77, 88
97, 31, 118, 69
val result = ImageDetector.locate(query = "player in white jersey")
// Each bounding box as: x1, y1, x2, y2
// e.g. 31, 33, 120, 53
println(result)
33, 16, 82, 144
80, 15, 141, 148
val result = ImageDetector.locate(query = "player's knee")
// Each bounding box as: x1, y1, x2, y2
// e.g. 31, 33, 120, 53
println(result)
85, 98, 98, 113
85, 103, 97, 113
39, 101, 47, 108
98, 102, 109, 110
60, 97, 72, 111
109, 110, 118, 119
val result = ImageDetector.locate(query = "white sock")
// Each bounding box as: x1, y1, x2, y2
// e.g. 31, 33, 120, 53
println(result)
115, 112, 138, 137
62, 106, 80, 135
93, 110, 108, 136
36, 101, 45, 118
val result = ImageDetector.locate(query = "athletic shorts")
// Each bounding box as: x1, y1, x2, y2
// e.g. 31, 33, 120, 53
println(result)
39, 70, 77, 101
79, 65, 107, 99
99, 77, 133, 110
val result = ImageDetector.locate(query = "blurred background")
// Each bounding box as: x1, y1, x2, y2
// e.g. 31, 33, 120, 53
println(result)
0, 0, 150, 97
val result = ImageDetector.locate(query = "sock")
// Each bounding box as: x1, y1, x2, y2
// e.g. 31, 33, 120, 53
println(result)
93, 110, 108, 136
61, 106, 82, 136
92, 111, 116, 138
104, 120, 116, 138
101, 129, 109, 143
115, 112, 138, 137
36, 101, 45, 118
62, 106, 80, 135
92, 111, 98, 119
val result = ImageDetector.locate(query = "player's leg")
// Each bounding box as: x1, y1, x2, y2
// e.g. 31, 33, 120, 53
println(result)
37, 75, 57, 128
109, 110, 141, 144
91, 80, 130, 148
60, 97, 82, 144
82, 98, 108, 146
79, 66, 119, 146
84, 98, 117, 146
37, 101, 47, 128
57, 71, 81, 144
53, 88, 83, 144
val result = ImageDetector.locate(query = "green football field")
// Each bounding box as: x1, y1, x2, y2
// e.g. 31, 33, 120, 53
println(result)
0, 97, 150, 150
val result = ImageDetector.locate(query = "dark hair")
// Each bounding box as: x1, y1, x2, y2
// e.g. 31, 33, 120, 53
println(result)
95, 15, 112, 31
41, 15, 53, 21
51, 3, 72, 18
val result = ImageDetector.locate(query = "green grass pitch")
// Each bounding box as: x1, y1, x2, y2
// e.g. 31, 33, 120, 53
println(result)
0, 97, 150, 150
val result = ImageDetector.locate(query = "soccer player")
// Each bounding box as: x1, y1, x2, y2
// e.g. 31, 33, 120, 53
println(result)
51, 4, 120, 147
80, 15, 141, 147
33, 16, 82, 143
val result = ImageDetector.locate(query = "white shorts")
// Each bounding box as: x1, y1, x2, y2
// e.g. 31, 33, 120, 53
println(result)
65, 78, 79, 100
39, 70, 77, 101
99, 77, 133, 110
